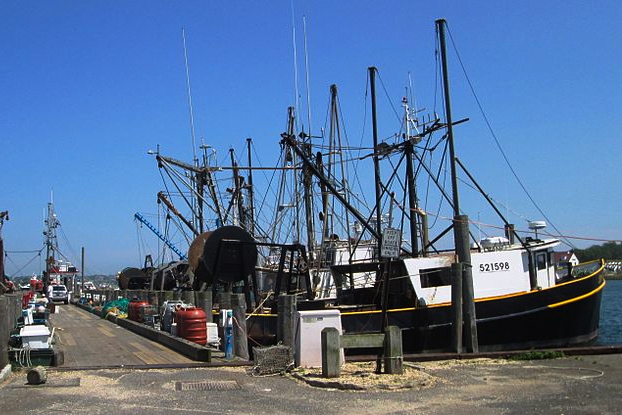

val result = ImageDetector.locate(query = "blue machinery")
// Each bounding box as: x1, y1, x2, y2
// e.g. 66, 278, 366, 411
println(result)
134, 212, 187, 260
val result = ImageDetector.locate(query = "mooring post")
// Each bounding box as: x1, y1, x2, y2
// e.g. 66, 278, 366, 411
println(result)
456, 215, 478, 353
277, 294, 297, 348
196, 290, 213, 323
181, 290, 194, 306
321, 327, 341, 378
383, 325, 403, 374
451, 262, 463, 353
231, 293, 249, 360
218, 291, 232, 310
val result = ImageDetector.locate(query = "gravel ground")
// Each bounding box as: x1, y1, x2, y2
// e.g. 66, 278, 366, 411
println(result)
2, 355, 622, 414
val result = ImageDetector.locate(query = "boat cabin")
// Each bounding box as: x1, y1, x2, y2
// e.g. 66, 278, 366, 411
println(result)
404, 238, 561, 306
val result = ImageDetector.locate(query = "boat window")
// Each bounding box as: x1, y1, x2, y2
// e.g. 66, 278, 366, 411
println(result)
420, 266, 451, 288
536, 252, 547, 270
322, 245, 336, 267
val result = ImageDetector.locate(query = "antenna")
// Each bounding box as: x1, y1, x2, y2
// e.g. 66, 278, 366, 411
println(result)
182, 28, 198, 166
290, 0, 300, 125
303, 15, 313, 140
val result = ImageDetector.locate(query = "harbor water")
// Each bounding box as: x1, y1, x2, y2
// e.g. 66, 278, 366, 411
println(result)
598, 279, 622, 344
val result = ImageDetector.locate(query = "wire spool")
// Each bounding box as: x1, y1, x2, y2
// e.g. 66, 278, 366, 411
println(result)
117, 267, 148, 290
202, 226, 257, 284
188, 232, 211, 283
189, 226, 257, 285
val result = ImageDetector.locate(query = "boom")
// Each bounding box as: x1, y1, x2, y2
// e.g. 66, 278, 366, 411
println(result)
134, 213, 187, 260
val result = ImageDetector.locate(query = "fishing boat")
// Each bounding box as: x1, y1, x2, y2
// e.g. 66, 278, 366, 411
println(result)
42, 199, 79, 296
242, 19, 604, 353
137, 19, 604, 354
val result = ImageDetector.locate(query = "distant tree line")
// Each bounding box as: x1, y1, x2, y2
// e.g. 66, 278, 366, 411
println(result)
574, 241, 622, 262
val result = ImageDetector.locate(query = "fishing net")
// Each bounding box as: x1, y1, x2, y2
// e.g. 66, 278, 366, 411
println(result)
101, 298, 130, 318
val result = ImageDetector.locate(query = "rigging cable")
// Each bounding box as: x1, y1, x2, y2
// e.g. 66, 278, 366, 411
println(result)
376, 71, 406, 128
5, 247, 44, 278
444, 23, 576, 249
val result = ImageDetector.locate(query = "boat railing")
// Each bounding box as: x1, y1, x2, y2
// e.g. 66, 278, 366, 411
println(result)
572, 258, 605, 278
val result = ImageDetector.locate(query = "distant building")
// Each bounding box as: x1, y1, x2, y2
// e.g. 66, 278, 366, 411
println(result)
554, 251, 579, 280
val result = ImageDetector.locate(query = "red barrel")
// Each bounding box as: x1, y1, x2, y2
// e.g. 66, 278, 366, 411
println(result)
176, 306, 207, 345
128, 299, 149, 322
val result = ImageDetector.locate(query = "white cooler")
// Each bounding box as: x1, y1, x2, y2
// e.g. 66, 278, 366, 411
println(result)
20, 325, 51, 349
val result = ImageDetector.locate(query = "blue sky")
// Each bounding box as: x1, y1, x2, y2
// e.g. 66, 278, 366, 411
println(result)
1, 1, 621, 276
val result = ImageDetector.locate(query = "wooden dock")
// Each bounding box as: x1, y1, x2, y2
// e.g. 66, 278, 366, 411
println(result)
49, 304, 194, 368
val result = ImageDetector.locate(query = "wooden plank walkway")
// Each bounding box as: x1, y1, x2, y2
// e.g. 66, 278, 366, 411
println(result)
49, 304, 194, 367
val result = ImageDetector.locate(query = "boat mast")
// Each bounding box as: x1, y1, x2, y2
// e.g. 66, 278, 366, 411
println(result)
369, 67, 383, 257
44, 198, 59, 284
228, 148, 245, 228
246, 138, 256, 238
403, 98, 420, 256
299, 117, 316, 259
436, 18, 478, 353
437, 21, 461, 219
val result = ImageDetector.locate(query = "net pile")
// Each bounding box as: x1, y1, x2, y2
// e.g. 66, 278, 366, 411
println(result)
101, 298, 130, 318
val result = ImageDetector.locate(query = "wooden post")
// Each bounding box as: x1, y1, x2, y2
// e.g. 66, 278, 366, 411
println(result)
277, 294, 296, 348
231, 293, 249, 360
383, 326, 403, 374
80, 246, 85, 296
321, 327, 341, 378
451, 262, 463, 353
218, 291, 232, 310
456, 214, 478, 353
196, 290, 213, 323
181, 290, 194, 306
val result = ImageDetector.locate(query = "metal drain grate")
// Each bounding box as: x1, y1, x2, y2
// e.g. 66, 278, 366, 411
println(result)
175, 380, 241, 391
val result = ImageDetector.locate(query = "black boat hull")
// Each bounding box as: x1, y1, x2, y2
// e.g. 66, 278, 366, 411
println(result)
246, 262, 605, 353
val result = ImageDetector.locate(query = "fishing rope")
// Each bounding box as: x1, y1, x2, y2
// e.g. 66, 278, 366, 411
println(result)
246, 289, 274, 319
